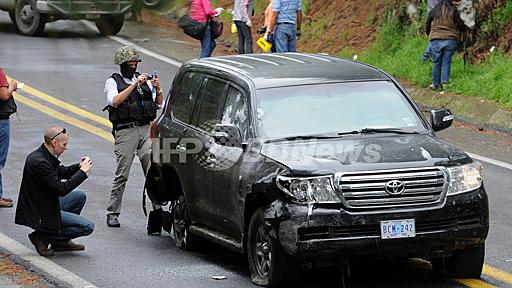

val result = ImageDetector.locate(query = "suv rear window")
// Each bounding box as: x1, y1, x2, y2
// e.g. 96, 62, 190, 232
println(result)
172, 72, 203, 123
196, 78, 227, 132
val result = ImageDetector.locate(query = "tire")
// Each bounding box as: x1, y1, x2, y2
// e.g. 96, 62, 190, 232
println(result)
142, 0, 166, 9
14, 0, 46, 36
247, 207, 300, 287
432, 244, 485, 278
95, 14, 124, 36
172, 194, 198, 250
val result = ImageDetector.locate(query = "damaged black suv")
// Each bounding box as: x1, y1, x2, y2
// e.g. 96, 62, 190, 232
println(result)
147, 53, 489, 287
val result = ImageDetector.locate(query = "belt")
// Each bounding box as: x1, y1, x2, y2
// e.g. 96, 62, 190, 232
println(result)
277, 22, 295, 25
115, 121, 150, 131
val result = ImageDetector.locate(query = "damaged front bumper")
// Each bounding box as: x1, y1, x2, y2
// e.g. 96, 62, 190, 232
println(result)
265, 188, 489, 263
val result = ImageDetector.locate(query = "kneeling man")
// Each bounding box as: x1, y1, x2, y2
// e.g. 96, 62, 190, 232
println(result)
15, 125, 94, 256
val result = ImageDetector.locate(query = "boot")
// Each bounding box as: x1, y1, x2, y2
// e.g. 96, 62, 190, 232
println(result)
28, 232, 55, 257
147, 209, 162, 235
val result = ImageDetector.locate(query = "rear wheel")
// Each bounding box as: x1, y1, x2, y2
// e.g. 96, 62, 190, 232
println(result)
15, 0, 46, 36
95, 14, 124, 36
432, 244, 485, 278
247, 207, 299, 287
142, 0, 166, 9
172, 194, 198, 250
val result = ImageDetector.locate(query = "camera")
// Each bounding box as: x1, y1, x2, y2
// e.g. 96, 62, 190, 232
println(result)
146, 74, 153, 80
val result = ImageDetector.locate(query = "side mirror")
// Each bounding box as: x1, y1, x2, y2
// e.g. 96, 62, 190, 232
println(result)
430, 108, 453, 132
213, 124, 242, 148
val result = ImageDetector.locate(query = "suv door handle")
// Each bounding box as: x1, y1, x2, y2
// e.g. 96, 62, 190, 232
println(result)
176, 144, 186, 152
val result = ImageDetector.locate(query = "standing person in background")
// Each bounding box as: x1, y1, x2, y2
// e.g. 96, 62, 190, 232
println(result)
426, 0, 466, 93
0, 68, 17, 208
233, 0, 254, 54
265, 0, 302, 53
421, 0, 441, 61
190, 0, 221, 58
130, 0, 143, 23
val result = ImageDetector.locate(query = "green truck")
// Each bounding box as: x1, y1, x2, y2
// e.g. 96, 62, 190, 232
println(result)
0, 0, 131, 36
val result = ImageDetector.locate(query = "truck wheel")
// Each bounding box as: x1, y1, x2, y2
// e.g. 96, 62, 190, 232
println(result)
172, 194, 198, 250
95, 15, 124, 36
142, 0, 166, 9
432, 244, 485, 278
15, 0, 46, 36
247, 207, 299, 287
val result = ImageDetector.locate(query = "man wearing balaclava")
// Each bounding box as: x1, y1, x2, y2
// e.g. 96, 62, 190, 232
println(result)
103, 46, 164, 233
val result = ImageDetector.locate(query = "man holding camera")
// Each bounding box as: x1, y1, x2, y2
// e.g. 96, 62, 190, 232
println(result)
103, 46, 163, 233
15, 126, 94, 257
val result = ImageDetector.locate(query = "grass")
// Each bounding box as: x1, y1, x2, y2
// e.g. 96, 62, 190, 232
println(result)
355, 18, 512, 109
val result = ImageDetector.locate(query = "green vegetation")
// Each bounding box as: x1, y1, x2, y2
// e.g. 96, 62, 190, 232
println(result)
353, 7, 512, 108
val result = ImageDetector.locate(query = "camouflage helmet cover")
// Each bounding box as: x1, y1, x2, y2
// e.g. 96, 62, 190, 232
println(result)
114, 45, 142, 65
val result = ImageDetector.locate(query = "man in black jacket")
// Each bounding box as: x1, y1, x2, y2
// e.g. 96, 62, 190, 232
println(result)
15, 126, 94, 257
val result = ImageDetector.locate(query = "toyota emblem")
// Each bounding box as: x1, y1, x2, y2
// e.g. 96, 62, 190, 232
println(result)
385, 180, 405, 195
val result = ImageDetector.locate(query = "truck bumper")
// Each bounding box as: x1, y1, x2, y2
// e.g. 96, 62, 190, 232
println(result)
37, 0, 131, 15
271, 188, 489, 264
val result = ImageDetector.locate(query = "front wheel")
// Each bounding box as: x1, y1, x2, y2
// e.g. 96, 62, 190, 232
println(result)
247, 207, 299, 287
15, 0, 46, 36
432, 244, 485, 278
95, 14, 124, 36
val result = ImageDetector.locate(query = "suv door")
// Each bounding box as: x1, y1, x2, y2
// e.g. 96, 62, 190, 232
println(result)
185, 76, 229, 228
158, 71, 205, 206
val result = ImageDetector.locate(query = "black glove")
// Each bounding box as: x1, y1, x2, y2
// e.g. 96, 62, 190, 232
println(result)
257, 26, 267, 35
296, 29, 302, 38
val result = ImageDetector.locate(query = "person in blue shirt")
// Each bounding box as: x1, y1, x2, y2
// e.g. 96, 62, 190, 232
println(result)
264, 0, 302, 53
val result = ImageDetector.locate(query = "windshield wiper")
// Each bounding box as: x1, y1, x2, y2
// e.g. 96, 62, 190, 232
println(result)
265, 133, 341, 143
338, 128, 421, 136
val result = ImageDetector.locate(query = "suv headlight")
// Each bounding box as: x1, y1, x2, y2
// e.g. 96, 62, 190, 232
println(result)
276, 175, 340, 203
447, 162, 483, 196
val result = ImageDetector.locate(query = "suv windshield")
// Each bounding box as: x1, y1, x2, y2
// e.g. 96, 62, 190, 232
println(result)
256, 81, 427, 139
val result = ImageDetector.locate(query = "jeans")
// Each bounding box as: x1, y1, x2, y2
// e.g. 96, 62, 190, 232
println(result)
200, 24, 216, 58
274, 23, 297, 53
431, 39, 458, 88
44, 190, 94, 242
0, 119, 10, 199
234, 21, 253, 54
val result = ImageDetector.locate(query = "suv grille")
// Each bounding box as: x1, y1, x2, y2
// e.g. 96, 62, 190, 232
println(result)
335, 167, 448, 211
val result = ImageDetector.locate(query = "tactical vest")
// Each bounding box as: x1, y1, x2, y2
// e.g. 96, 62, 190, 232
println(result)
105, 73, 158, 128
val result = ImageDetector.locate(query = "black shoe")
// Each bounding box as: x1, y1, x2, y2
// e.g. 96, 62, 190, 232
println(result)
28, 232, 55, 257
147, 209, 162, 235
107, 214, 120, 227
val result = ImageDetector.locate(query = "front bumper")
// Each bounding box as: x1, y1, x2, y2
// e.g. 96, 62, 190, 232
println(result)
37, 0, 131, 15
271, 188, 489, 263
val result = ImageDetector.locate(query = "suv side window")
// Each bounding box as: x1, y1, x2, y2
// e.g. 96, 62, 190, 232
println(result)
221, 86, 249, 140
171, 72, 203, 123
196, 78, 227, 132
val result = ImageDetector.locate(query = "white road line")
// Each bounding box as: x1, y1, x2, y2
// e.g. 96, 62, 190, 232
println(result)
0, 232, 97, 288
466, 152, 512, 171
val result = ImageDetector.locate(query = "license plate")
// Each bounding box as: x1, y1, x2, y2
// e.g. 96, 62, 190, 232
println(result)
380, 219, 415, 239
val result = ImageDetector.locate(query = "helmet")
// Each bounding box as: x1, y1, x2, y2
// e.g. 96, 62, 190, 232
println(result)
114, 46, 142, 65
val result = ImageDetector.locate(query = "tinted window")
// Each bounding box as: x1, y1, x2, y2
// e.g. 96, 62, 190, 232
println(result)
221, 86, 249, 140
172, 72, 203, 123
197, 78, 226, 132
256, 81, 426, 139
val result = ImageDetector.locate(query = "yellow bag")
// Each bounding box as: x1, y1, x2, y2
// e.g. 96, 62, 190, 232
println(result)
257, 37, 272, 52
231, 23, 237, 34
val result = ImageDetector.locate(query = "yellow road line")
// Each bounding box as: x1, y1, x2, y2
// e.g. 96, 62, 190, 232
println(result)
7, 76, 112, 129
483, 264, 512, 286
453, 278, 498, 288
14, 93, 113, 142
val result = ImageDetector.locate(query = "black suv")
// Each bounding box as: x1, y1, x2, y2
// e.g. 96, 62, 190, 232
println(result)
147, 53, 489, 287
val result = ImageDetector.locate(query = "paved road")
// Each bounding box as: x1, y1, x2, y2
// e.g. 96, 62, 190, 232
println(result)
1, 12, 512, 288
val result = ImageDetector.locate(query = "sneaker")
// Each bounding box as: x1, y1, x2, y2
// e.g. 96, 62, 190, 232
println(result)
107, 214, 120, 227
429, 84, 438, 91
51, 240, 85, 252
28, 232, 55, 257
0, 199, 13, 208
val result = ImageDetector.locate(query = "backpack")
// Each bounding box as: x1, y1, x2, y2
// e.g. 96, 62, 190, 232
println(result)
178, 15, 208, 40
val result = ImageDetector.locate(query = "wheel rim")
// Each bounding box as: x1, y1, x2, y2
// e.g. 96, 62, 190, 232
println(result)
254, 225, 271, 278
173, 200, 187, 247
20, 3, 34, 25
